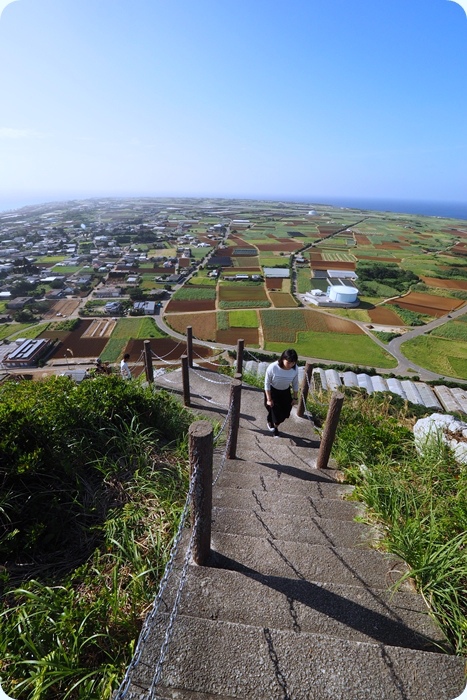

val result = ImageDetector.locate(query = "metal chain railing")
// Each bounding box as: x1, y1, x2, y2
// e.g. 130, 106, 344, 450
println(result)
113, 457, 199, 700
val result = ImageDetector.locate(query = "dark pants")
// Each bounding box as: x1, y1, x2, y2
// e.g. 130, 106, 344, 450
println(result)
265, 386, 293, 427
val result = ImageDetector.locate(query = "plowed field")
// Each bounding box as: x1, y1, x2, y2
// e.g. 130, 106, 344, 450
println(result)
82, 319, 116, 338
219, 287, 269, 302
43, 299, 81, 319
165, 299, 217, 312
389, 292, 464, 317
368, 308, 404, 325
44, 320, 109, 359
216, 328, 259, 345
165, 312, 217, 341
421, 277, 467, 291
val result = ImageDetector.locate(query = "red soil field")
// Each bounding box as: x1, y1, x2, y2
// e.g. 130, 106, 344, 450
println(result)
178, 258, 191, 268
389, 292, 464, 317
323, 315, 364, 334
355, 234, 371, 244
216, 328, 259, 345
266, 278, 285, 290
165, 312, 217, 341
153, 266, 175, 275
256, 242, 302, 252
421, 277, 467, 291
165, 299, 217, 313
44, 320, 109, 360
368, 308, 404, 325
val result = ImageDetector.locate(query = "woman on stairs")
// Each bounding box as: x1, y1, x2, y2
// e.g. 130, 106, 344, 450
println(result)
264, 348, 299, 437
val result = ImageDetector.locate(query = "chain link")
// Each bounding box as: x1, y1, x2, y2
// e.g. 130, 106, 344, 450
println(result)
113, 458, 199, 700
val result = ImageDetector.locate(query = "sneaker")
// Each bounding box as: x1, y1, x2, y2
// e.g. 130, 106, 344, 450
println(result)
267, 420, 275, 432
273, 428, 280, 438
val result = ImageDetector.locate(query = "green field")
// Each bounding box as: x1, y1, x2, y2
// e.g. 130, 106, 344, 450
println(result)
265, 332, 396, 368
228, 310, 259, 328
111, 317, 167, 339
401, 335, 467, 379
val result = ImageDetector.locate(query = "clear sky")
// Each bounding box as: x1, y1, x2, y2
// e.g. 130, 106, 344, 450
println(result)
0, 0, 466, 210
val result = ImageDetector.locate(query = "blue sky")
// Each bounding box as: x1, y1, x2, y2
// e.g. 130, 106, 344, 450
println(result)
0, 0, 466, 210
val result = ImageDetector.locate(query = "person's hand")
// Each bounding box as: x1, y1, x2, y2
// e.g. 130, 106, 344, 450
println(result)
266, 399, 274, 406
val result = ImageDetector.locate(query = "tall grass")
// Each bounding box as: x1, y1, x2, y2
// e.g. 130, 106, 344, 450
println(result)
308, 389, 467, 654
0, 378, 192, 699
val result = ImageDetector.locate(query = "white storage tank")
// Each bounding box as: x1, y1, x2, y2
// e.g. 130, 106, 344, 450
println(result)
329, 285, 358, 304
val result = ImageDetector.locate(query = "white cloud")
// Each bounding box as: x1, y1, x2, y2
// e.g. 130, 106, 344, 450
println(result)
0, 127, 45, 139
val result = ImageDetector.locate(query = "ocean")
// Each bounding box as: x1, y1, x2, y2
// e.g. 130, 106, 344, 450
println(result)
0, 194, 466, 222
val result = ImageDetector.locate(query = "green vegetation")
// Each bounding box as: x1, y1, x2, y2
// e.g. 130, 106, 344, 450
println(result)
356, 262, 419, 297
228, 310, 259, 328
0, 323, 46, 341
401, 335, 467, 380
308, 390, 467, 654
219, 300, 271, 309
266, 332, 397, 368
430, 321, 467, 342
390, 305, 430, 326
172, 287, 216, 301
111, 317, 167, 339
0, 377, 194, 699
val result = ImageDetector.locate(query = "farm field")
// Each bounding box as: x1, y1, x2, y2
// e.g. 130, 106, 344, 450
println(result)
401, 335, 467, 380
389, 292, 464, 317
43, 299, 81, 319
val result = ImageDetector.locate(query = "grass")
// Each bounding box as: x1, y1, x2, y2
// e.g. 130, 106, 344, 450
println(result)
0, 323, 39, 340
0, 378, 194, 700
111, 317, 167, 340
401, 335, 467, 380
265, 332, 397, 368
229, 310, 259, 328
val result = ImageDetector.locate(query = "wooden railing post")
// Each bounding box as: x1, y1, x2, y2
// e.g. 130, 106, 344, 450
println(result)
316, 391, 344, 470
226, 376, 242, 459
189, 421, 213, 565
181, 354, 190, 407
297, 361, 313, 418
186, 326, 193, 368
236, 338, 244, 376
143, 340, 154, 384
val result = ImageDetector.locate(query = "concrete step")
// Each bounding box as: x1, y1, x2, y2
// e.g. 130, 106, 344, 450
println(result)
163, 565, 449, 652
136, 615, 465, 700
212, 486, 363, 521
213, 469, 355, 498
211, 506, 375, 549
215, 456, 341, 484
209, 532, 411, 591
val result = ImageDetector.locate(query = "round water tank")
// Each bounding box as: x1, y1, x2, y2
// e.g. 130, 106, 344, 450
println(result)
329, 285, 358, 303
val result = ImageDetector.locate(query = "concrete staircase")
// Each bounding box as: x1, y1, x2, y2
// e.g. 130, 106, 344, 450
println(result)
127, 369, 466, 699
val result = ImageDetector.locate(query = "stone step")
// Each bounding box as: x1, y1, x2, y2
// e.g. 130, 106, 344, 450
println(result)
211, 506, 374, 549
135, 615, 465, 700
214, 456, 341, 485
212, 486, 363, 521
213, 469, 354, 498
163, 565, 449, 652
209, 532, 410, 591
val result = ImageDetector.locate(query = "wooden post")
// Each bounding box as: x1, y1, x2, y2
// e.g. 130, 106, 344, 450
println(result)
226, 377, 242, 459
236, 338, 244, 376
143, 340, 154, 384
181, 354, 190, 407
189, 421, 213, 566
297, 361, 313, 418
186, 326, 193, 368
316, 391, 344, 470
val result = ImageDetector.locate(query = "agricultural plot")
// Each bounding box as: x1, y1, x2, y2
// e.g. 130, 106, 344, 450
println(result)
430, 320, 467, 342
368, 307, 404, 325
389, 292, 464, 317
269, 292, 299, 308
165, 299, 217, 313
228, 310, 259, 327
421, 277, 467, 291
216, 328, 259, 345
321, 252, 356, 262
81, 319, 116, 338
401, 335, 467, 380
219, 286, 269, 302
43, 299, 80, 319
44, 320, 108, 360
165, 312, 217, 341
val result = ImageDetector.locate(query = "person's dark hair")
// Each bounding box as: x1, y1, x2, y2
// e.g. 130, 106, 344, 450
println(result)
123, 353, 130, 361
278, 348, 298, 368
